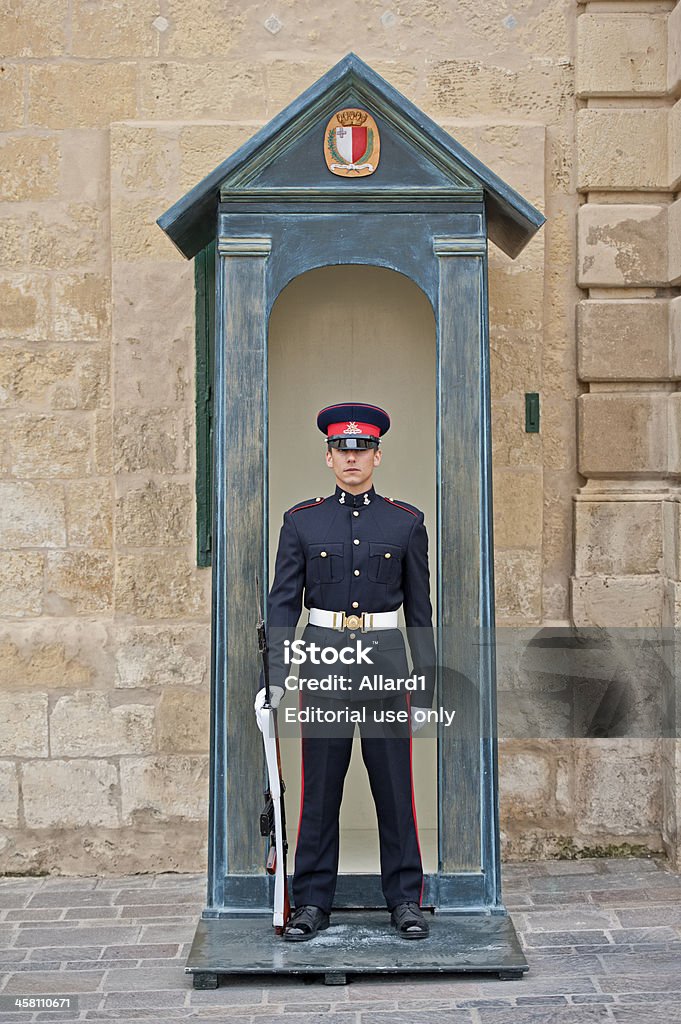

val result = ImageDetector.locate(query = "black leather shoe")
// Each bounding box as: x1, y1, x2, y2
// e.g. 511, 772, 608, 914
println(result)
390, 901, 430, 939
283, 904, 330, 942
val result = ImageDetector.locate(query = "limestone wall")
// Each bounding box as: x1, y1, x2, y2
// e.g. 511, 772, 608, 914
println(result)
0, 0, 677, 873
571, 0, 681, 865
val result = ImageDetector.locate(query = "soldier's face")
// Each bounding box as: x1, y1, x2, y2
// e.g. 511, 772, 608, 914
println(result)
325, 445, 382, 492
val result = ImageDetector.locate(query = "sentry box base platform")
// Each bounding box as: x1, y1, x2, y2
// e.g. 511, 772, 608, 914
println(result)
186, 910, 528, 988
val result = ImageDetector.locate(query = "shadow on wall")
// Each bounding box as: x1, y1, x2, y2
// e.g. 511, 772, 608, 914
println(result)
496, 626, 674, 740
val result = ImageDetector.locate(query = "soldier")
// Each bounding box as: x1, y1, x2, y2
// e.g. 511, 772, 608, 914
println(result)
255, 403, 436, 941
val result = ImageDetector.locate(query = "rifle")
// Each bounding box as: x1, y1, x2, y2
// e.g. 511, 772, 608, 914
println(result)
256, 575, 291, 934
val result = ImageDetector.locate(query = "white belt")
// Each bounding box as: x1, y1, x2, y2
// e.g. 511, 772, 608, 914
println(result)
309, 607, 399, 632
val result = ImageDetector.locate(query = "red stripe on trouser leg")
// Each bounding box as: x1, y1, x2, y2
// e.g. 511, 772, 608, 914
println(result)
296, 692, 305, 848
406, 693, 425, 906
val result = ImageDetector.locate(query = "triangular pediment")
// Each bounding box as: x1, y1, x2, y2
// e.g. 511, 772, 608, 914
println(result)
158, 54, 544, 260
220, 88, 479, 194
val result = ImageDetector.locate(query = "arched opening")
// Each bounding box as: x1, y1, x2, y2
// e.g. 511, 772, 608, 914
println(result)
267, 264, 438, 879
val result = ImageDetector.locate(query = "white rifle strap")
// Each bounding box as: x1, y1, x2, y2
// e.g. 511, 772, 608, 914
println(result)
261, 708, 285, 929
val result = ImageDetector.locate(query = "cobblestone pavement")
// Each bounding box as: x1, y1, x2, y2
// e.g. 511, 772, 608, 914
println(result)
1, 858, 680, 1022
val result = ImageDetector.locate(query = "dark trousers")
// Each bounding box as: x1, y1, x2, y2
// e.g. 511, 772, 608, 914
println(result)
291, 693, 423, 914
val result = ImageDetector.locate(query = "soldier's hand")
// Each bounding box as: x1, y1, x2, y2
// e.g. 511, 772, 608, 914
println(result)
254, 686, 285, 732
410, 706, 427, 733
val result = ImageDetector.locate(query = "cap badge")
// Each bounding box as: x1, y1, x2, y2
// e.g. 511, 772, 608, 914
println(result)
324, 109, 380, 178
343, 422, 362, 434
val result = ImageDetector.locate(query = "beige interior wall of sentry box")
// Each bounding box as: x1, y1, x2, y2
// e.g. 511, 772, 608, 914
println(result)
268, 265, 438, 873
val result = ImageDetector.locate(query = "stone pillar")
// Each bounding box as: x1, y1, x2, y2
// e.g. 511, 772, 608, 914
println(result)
575, 2, 680, 862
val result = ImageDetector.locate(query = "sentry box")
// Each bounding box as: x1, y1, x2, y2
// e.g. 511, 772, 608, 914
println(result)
157, 53, 544, 988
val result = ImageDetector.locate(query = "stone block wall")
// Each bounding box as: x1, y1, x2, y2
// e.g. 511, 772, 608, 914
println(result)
571, 0, 681, 864
0, 0, 678, 872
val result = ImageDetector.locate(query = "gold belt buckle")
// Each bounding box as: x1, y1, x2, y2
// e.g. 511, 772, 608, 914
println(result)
343, 613, 362, 630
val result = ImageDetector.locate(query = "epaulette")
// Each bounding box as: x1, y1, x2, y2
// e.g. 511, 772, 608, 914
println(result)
287, 496, 326, 514
382, 496, 419, 517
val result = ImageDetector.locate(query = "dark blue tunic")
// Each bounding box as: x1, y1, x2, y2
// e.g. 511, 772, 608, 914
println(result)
266, 483, 436, 709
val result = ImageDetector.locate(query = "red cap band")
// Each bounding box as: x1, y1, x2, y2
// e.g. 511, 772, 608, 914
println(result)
327, 421, 381, 438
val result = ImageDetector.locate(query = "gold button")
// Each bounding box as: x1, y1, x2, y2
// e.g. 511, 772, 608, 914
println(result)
320, 551, 328, 558
353, 510, 359, 517
352, 601, 359, 609
354, 569, 360, 576
354, 539, 360, 545
315, 497, 322, 502
384, 552, 391, 559
349, 632, 356, 640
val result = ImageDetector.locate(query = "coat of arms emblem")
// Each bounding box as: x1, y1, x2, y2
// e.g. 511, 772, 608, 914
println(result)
324, 109, 380, 178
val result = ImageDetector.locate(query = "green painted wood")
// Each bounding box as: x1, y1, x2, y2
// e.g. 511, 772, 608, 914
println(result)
206, 238, 227, 909
220, 241, 271, 874
207, 871, 489, 913
525, 392, 540, 433
478, 234, 502, 907
220, 186, 484, 207
226, 89, 480, 192
436, 241, 485, 872
194, 241, 215, 568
